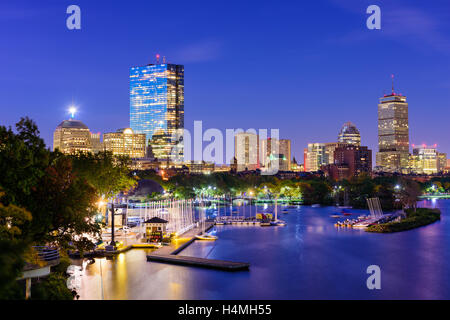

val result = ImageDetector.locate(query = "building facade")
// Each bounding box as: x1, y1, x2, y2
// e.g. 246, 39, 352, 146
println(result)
438, 153, 447, 173
90, 132, 103, 153
304, 143, 327, 172
234, 132, 259, 172
53, 119, 92, 154
130, 62, 184, 161
324, 142, 348, 165
409, 146, 447, 175
322, 145, 372, 180
103, 128, 146, 158
338, 122, 361, 146
335, 145, 372, 177
376, 93, 409, 172
260, 138, 291, 172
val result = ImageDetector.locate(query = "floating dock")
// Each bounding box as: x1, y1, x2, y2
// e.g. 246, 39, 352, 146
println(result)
146, 254, 249, 271
146, 221, 250, 271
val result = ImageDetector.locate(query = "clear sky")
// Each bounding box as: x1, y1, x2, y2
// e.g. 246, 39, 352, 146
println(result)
1, 0, 450, 163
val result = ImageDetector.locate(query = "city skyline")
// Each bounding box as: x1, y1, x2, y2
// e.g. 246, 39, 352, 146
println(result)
2, 0, 450, 163
3, 0, 450, 303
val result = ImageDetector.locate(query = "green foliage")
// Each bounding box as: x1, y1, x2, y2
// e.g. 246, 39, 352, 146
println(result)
0, 118, 49, 206
31, 273, 74, 300
0, 192, 32, 299
367, 208, 441, 233
23, 155, 101, 251
0, 118, 119, 299
70, 151, 137, 200
396, 178, 422, 210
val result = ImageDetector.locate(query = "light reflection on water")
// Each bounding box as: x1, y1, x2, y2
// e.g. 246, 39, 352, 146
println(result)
78, 200, 450, 299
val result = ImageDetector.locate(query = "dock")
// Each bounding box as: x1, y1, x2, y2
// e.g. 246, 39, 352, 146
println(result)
147, 221, 250, 271
146, 255, 249, 271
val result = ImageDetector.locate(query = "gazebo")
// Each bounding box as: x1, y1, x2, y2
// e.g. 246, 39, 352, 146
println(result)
143, 217, 168, 242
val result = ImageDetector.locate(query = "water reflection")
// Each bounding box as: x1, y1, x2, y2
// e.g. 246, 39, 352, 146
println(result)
78, 200, 450, 299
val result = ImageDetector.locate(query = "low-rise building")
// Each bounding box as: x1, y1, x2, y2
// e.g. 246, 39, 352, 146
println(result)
103, 128, 146, 158
53, 119, 92, 154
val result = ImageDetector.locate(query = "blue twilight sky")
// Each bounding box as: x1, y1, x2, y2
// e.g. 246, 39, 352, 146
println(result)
1, 0, 450, 164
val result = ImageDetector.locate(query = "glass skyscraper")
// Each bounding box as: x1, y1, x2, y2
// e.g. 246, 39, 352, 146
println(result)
130, 63, 184, 161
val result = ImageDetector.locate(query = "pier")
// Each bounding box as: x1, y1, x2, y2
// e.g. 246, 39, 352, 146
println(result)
147, 221, 250, 271
146, 255, 249, 271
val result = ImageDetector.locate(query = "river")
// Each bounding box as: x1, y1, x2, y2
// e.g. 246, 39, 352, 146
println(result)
78, 199, 450, 299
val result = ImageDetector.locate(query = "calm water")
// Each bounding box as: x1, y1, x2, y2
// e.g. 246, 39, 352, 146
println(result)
78, 199, 450, 299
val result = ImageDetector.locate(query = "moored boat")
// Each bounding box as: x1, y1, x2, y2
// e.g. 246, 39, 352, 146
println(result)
195, 234, 218, 241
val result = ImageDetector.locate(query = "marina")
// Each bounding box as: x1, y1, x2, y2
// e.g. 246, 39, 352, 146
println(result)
77, 200, 450, 300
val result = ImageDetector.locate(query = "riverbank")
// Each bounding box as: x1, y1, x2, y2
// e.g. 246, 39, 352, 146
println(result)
366, 208, 441, 233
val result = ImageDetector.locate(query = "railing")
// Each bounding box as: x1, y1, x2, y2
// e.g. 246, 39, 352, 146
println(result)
32, 246, 60, 262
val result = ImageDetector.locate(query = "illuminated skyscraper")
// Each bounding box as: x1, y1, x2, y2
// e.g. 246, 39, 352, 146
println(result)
130, 60, 184, 161
338, 122, 361, 146
376, 81, 409, 172
304, 143, 327, 172
260, 138, 291, 171
234, 132, 259, 172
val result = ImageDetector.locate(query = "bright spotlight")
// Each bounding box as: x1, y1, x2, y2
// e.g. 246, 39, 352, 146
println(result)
69, 106, 77, 118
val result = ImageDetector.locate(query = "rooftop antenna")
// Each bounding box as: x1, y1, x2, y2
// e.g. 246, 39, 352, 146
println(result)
163, 56, 166, 64
156, 54, 160, 64
391, 74, 395, 94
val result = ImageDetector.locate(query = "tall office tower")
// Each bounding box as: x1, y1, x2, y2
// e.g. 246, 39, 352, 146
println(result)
103, 128, 146, 159
53, 119, 92, 154
376, 82, 409, 172
260, 138, 291, 171
304, 143, 327, 172
234, 132, 259, 172
130, 59, 184, 162
338, 122, 361, 146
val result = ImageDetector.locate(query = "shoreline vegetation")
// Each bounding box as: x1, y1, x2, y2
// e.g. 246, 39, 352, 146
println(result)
366, 208, 441, 233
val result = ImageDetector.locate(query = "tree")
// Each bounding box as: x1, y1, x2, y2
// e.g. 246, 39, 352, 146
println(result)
70, 151, 137, 200
0, 118, 49, 206
0, 191, 32, 299
0, 118, 111, 298
260, 178, 285, 221
397, 179, 422, 212
24, 155, 101, 251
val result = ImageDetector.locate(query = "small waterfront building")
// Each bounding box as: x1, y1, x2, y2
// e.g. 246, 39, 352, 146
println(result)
143, 217, 168, 242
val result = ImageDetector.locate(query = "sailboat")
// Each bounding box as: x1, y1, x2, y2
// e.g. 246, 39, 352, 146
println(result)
195, 200, 218, 240
216, 199, 225, 225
